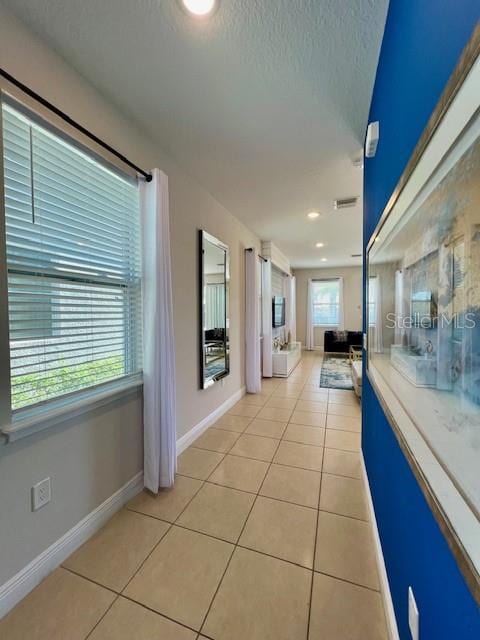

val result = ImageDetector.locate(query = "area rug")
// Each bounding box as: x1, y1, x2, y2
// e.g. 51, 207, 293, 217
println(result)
205, 361, 226, 377
319, 354, 353, 390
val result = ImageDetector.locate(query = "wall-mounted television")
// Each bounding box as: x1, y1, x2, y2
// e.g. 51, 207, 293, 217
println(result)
272, 296, 286, 328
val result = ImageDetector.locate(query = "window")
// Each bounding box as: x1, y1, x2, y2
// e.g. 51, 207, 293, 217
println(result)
312, 279, 340, 326
2, 103, 142, 411
205, 283, 225, 330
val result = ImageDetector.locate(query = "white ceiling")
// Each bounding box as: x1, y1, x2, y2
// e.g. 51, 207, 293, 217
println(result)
204, 239, 226, 275
2, 0, 388, 268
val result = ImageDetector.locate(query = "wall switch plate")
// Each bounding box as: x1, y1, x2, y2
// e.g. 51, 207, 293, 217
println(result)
32, 477, 51, 511
408, 586, 419, 640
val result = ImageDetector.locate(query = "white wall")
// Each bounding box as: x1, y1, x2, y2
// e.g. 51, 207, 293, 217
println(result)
0, 5, 260, 587
294, 267, 363, 349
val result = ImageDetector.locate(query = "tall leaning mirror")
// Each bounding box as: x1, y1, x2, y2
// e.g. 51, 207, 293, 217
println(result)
199, 230, 230, 388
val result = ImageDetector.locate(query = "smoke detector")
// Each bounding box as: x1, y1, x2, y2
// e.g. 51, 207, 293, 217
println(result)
334, 197, 358, 210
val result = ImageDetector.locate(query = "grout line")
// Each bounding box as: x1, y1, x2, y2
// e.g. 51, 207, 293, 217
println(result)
118, 521, 174, 594
317, 506, 372, 525
117, 592, 203, 636
201, 477, 257, 496
307, 397, 327, 639
62, 566, 119, 596
125, 507, 174, 525
56, 356, 377, 639
321, 470, 363, 481
312, 569, 381, 594
198, 405, 287, 636
315, 505, 369, 523
84, 593, 120, 639
168, 472, 369, 523
321, 444, 361, 454
235, 543, 314, 572
197, 473, 266, 634
67, 563, 215, 640
117, 471, 211, 599
324, 426, 361, 434
199, 426, 245, 437
281, 438, 324, 449
174, 420, 288, 635
168, 519, 247, 546
214, 450, 323, 473
319, 469, 362, 481
289, 422, 327, 430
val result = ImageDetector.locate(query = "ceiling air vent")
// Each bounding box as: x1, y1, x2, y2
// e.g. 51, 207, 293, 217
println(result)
334, 196, 358, 210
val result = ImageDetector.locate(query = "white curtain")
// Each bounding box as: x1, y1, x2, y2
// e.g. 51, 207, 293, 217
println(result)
141, 169, 177, 492
337, 277, 345, 330
287, 275, 296, 342
245, 248, 261, 392
372, 276, 384, 353
261, 259, 273, 377
306, 278, 314, 350
205, 284, 224, 330
394, 269, 404, 344
283, 275, 291, 341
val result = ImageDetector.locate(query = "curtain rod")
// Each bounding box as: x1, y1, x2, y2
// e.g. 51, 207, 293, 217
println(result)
312, 277, 341, 282
0, 67, 153, 182
245, 247, 268, 262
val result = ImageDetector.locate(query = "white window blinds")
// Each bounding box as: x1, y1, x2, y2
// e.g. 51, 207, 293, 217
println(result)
312, 279, 340, 326
2, 103, 142, 410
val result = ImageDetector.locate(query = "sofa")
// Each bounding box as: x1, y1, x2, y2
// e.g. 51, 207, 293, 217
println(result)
205, 328, 226, 343
351, 360, 362, 398
324, 330, 362, 353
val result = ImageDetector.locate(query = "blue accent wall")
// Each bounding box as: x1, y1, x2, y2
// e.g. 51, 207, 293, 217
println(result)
363, 2, 480, 639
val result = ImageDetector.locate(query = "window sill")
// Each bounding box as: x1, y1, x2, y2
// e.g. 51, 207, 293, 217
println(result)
313, 324, 339, 328
1, 375, 143, 443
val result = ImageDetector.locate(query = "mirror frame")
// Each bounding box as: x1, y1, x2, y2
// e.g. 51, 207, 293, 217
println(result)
198, 229, 230, 389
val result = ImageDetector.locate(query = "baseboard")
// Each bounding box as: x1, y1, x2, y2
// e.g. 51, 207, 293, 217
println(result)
176, 386, 246, 455
361, 454, 400, 640
0, 471, 144, 619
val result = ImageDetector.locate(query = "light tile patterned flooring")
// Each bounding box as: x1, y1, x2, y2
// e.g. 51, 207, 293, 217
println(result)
0, 353, 389, 640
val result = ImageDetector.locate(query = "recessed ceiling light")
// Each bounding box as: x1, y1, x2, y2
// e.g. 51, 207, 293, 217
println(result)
307, 211, 320, 219
321, 258, 327, 262
181, 0, 217, 17
315, 242, 324, 248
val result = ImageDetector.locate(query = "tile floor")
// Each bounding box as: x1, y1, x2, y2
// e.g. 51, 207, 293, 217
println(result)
0, 353, 389, 640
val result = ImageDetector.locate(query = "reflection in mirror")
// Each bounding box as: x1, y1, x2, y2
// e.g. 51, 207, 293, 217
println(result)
199, 230, 229, 388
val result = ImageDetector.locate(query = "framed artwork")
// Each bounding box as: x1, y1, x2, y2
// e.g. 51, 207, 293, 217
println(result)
366, 26, 480, 601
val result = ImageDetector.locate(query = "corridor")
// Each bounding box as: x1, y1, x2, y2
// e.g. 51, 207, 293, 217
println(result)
1, 353, 388, 640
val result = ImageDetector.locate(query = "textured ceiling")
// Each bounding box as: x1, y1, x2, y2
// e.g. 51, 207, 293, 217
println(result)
2, 0, 388, 267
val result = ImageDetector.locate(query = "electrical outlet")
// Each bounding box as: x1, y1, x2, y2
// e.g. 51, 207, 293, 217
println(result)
32, 477, 51, 511
408, 586, 419, 640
